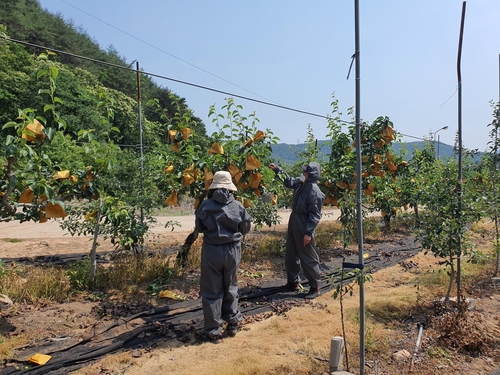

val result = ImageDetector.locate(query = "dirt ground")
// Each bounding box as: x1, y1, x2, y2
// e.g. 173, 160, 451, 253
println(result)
0, 208, 311, 258
1, 211, 500, 375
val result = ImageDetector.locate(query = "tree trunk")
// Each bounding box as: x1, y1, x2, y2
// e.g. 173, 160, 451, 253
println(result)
444, 250, 455, 303
339, 273, 350, 372
383, 214, 391, 231
90, 198, 102, 288
495, 216, 500, 276
176, 227, 200, 268
413, 204, 420, 221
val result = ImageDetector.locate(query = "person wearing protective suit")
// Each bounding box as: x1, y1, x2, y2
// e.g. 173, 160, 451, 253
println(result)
268, 161, 325, 299
195, 171, 252, 342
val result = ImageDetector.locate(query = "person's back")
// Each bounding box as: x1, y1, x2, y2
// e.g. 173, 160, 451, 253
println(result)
268, 162, 324, 299
195, 171, 251, 341
196, 188, 249, 244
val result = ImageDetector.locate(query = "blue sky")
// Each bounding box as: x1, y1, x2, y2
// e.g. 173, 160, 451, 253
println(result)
37, 0, 500, 151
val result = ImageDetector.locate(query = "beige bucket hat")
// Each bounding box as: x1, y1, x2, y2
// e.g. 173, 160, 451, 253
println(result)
208, 171, 237, 192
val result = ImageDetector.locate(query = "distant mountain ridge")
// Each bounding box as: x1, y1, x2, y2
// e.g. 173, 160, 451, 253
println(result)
270, 141, 481, 165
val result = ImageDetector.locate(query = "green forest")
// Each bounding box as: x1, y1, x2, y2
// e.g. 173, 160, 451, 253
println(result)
0, 0, 209, 146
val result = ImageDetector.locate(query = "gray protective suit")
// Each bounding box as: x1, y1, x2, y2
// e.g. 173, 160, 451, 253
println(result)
195, 188, 251, 337
273, 162, 325, 288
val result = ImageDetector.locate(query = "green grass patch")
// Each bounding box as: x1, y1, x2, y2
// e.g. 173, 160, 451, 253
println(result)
2, 238, 22, 243
366, 293, 415, 322
243, 234, 284, 262
412, 268, 448, 287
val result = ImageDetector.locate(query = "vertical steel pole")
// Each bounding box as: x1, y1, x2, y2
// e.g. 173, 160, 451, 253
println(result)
136, 61, 145, 227
437, 134, 440, 160
496, 54, 500, 277
433, 133, 437, 159
354, 0, 365, 374
456, 2, 466, 304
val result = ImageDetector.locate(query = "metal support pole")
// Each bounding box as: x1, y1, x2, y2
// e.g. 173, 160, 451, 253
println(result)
354, 1, 365, 374
456, 1, 466, 304
136, 61, 145, 227
433, 126, 448, 159
437, 134, 440, 159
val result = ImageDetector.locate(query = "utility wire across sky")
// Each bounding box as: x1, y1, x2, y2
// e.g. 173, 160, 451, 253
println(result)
5, 35, 348, 123
4, 34, 427, 143
60, 0, 281, 106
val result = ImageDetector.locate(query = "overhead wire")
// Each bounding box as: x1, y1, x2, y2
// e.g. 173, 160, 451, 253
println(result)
59, 0, 280, 106
439, 86, 459, 108
3, 34, 426, 143
4, 35, 352, 123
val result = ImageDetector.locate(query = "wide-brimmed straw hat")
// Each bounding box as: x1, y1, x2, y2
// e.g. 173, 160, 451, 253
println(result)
209, 171, 237, 192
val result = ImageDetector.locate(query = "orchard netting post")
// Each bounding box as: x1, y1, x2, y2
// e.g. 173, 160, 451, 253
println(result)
136, 61, 145, 228
456, 1, 466, 305
497, 54, 500, 276
354, 0, 366, 373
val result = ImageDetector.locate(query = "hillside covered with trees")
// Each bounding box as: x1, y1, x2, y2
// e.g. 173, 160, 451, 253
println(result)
0, 0, 209, 148
271, 140, 484, 166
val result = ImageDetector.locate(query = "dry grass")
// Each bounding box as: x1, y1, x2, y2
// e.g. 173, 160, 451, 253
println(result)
0, 265, 71, 304
0, 335, 27, 366
242, 233, 285, 262
0, 253, 177, 305
100, 253, 176, 288
185, 235, 203, 269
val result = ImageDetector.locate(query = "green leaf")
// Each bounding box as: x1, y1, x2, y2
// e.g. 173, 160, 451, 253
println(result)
45, 127, 56, 141
37, 70, 48, 79
43, 104, 54, 113
36, 116, 47, 125
50, 66, 59, 79
5, 135, 15, 145
2, 121, 18, 130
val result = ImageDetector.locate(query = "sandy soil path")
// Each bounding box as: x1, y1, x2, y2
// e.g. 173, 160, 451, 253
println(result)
0, 209, 342, 259
0, 208, 342, 239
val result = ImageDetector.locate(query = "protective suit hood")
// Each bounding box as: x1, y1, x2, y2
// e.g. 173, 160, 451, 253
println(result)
305, 162, 321, 183
211, 188, 234, 205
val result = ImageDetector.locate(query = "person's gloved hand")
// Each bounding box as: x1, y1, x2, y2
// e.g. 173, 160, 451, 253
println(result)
303, 234, 311, 246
